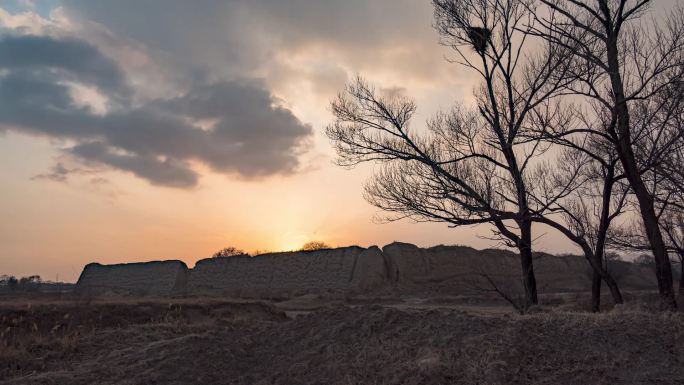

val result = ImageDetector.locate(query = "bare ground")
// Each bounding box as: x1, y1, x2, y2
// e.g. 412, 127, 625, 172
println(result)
1, 295, 684, 385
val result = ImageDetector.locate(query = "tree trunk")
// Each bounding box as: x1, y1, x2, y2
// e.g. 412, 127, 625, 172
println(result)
589, 252, 623, 311
591, 269, 601, 312
602, 28, 677, 310
591, 164, 621, 312
624, 164, 676, 309
680, 254, 684, 297
519, 220, 538, 307
603, 270, 623, 307
533, 216, 623, 309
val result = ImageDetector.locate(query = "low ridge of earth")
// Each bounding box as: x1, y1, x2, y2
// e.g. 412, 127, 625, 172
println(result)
2, 295, 683, 385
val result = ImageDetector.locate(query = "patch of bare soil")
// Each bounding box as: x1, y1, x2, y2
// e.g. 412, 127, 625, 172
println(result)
3, 300, 684, 385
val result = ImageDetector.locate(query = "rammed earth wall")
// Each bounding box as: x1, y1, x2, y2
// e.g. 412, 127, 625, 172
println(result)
75, 243, 658, 298
186, 246, 387, 298
75, 260, 189, 296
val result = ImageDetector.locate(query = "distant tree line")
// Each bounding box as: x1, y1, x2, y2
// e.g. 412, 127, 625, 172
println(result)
0, 275, 42, 292
327, 0, 684, 311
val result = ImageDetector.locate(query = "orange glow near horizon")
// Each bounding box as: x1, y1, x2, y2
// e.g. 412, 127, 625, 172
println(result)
0, 130, 578, 282
0, 1, 585, 283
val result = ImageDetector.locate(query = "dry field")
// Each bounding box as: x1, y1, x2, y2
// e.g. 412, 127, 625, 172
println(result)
1, 293, 683, 385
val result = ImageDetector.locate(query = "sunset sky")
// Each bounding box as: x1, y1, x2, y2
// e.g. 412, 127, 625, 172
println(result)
4, 0, 674, 282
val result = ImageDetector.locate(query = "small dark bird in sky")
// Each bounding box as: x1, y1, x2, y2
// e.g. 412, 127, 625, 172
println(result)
467, 26, 491, 55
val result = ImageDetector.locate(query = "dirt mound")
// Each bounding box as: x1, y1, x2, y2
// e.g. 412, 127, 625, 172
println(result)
5, 304, 683, 385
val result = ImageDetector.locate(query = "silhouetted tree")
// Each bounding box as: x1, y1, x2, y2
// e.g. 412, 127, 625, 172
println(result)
662, 215, 684, 294
328, 0, 575, 307
530, 147, 628, 311
525, 100, 630, 311
610, 118, 684, 296
613, 212, 684, 296
531, 0, 684, 310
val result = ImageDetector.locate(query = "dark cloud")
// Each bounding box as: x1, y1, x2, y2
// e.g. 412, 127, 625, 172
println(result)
2, 1, 447, 189
69, 142, 199, 188
0, 34, 313, 187
0, 34, 127, 95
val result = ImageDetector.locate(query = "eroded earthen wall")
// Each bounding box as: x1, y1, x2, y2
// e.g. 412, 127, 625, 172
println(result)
380, 242, 658, 294
74, 243, 657, 298
75, 260, 189, 296
186, 246, 387, 298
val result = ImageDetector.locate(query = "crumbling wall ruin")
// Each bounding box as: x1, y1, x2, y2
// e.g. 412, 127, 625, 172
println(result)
74, 243, 657, 298
381, 242, 522, 295
75, 260, 189, 296
380, 242, 657, 295
186, 246, 387, 298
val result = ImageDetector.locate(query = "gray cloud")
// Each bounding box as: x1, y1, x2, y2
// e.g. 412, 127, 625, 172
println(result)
0, 34, 313, 187
1, 1, 451, 188
69, 142, 199, 188
59, 0, 447, 87
0, 34, 127, 96
61, 0, 435, 51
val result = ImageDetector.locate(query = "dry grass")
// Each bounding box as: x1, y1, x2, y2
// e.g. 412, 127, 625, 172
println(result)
0, 298, 285, 381
1, 295, 683, 384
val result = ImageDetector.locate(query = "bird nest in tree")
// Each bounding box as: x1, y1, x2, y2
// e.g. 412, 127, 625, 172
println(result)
467, 26, 491, 54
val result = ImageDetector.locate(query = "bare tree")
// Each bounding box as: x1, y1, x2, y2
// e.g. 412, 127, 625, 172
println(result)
529, 143, 628, 311
531, 0, 684, 309
327, 0, 574, 307
612, 212, 684, 292
612, 161, 684, 297
661, 214, 684, 295
518, 80, 632, 311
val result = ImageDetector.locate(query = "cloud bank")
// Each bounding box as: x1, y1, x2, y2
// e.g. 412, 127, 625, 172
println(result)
0, 0, 452, 188
0, 33, 312, 187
